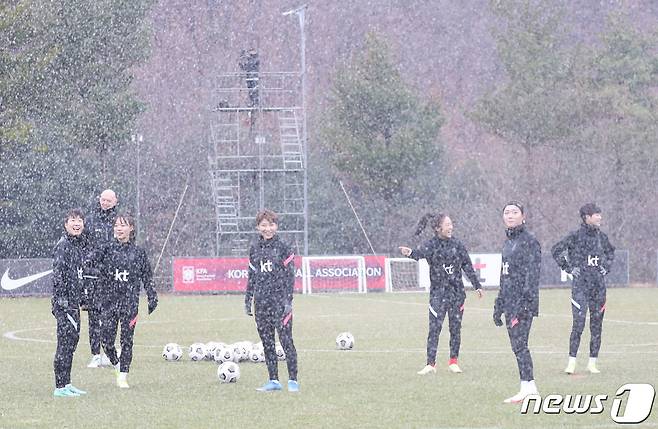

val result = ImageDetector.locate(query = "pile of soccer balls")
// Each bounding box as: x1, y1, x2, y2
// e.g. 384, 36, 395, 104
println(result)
162, 331, 355, 384
161, 340, 286, 384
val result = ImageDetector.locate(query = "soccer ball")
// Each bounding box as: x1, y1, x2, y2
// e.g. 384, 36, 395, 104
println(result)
162, 343, 182, 361
214, 346, 235, 365
236, 341, 253, 362
249, 348, 265, 363
229, 343, 244, 362
205, 342, 222, 360
217, 361, 240, 383
188, 343, 207, 361
275, 343, 286, 361
336, 332, 355, 350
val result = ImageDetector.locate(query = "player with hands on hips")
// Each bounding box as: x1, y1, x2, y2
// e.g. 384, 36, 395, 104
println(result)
551, 203, 615, 375
244, 209, 299, 392
399, 212, 484, 376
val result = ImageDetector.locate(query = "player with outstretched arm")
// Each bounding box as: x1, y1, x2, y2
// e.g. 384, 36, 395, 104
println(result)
399, 212, 484, 375
244, 209, 299, 392
493, 201, 541, 403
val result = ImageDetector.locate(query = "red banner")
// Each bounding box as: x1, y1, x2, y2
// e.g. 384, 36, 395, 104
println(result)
173, 255, 386, 293
172, 257, 304, 293
364, 255, 386, 291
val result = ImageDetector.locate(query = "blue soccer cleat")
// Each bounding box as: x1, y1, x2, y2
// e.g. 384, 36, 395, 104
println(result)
54, 387, 79, 397
256, 380, 282, 392
65, 384, 87, 395
287, 380, 300, 392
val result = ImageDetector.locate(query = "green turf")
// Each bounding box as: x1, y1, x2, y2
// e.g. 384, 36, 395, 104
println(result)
1, 288, 657, 428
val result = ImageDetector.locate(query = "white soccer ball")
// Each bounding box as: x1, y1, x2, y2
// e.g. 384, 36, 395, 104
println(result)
188, 343, 207, 361
205, 342, 222, 360
229, 343, 243, 362
236, 341, 253, 361
162, 343, 182, 361
214, 346, 235, 365
217, 361, 240, 383
336, 332, 355, 350
275, 343, 286, 361
249, 348, 265, 363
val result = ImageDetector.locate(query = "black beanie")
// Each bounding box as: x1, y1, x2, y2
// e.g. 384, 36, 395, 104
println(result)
503, 201, 525, 214
579, 203, 601, 220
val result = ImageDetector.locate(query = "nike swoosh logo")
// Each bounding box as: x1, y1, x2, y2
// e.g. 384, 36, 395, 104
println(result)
1, 269, 53, 291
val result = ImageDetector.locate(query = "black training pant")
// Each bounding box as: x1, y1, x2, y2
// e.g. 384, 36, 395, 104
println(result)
254, 298, 297, 381
53, 308, 80, 388
426, 295, 464, 365
81, 279, 103, 355
102, 302, 138, 373
82, 307, 102, 355
506, 314, 534, 381
569, 281, 606, 358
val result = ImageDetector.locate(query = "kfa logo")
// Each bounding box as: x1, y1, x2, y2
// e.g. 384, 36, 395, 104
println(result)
587, 255, 600, 267
521, 383, 655, 424
443, 264, 454, 275
260, 260, 273, 273
114, 269, 129, 282
502, 262, 510, 275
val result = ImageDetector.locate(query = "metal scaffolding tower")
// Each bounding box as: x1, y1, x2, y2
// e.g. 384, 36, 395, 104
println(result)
209, 71, 307, 256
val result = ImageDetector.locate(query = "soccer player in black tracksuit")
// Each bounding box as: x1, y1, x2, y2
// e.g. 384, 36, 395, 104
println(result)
493, 202, 541, 404
551, 203, 615, 375
399, 213, 484, 375
99, 213, 158, 389
81, 189, 118, 368
52, 208, 89, 397
244, 209, 299, 392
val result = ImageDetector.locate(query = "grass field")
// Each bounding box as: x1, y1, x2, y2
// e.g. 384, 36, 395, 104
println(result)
1, 288, 657, 429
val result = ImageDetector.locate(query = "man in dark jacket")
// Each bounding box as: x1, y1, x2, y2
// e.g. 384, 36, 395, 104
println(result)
52, 208, 88, 397
82, 189, 118, 368
552, 203, 615, 375
245, 209, 299, 392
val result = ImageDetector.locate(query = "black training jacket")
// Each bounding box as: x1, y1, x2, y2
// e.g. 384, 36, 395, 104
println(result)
245, 235, 295, 306
409, 236, 483, 301
551, 224, 615, 281
85, 202, 116, 245
51, 234, 86, 312
99, 240, 157, 310
495, 225, 541, 318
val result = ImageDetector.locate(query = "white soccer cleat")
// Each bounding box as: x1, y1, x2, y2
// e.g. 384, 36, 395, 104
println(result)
117, 372, 130, 389
587, 359, 600, 374
564, 357, 577, 374
417, 364, 437, 375
87, 354, 102, 368
448, 363, 463, 373
504, 381, 538, 404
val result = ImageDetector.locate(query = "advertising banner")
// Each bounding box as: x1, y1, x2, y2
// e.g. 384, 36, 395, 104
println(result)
173, 255, 387, 293
172, 257, 304, 293
0, 259, 53, 296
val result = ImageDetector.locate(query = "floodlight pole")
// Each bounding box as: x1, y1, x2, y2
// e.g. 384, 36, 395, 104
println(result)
283, 4, 308, 256
132, 133, 143, 233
